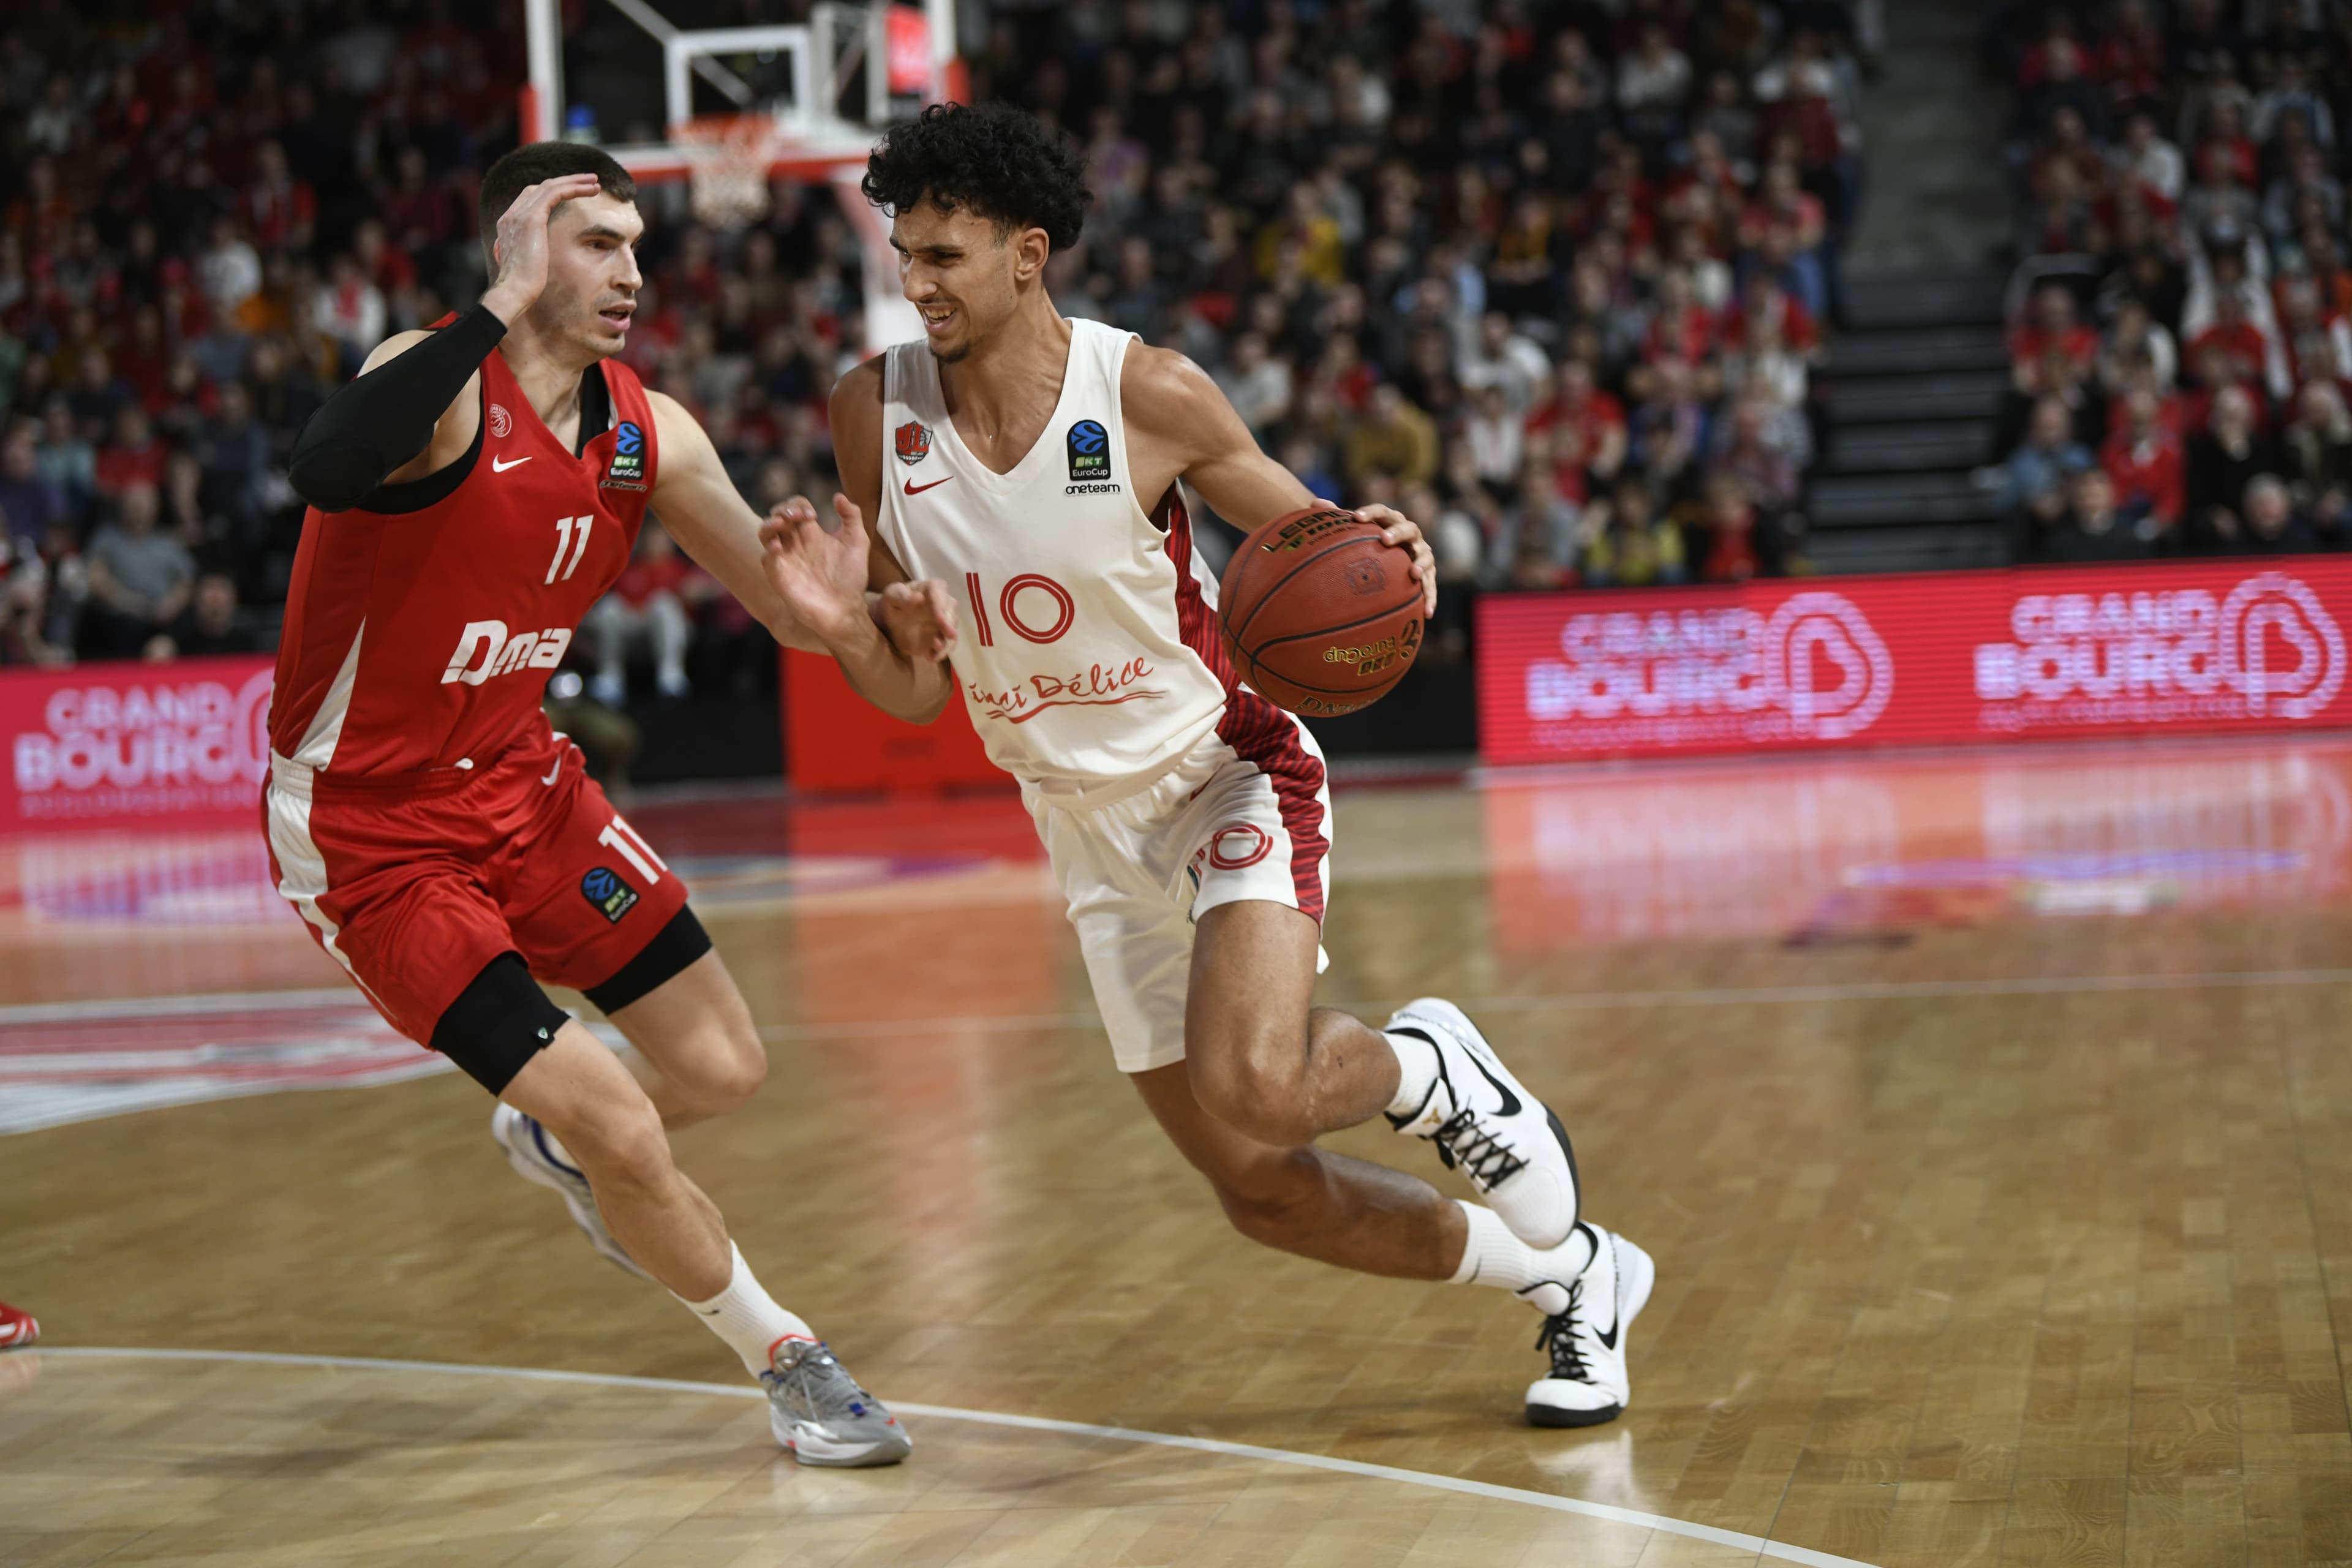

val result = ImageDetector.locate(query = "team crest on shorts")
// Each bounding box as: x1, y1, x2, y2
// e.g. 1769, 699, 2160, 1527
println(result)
581, 865, 639, 922
895, 421, 933, 466
603, 421, 647, 490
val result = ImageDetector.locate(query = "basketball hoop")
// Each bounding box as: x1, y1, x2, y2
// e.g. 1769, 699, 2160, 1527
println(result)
676, 116, 782, 230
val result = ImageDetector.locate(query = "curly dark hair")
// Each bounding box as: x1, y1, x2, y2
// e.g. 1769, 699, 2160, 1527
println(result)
861, 102, 1090, 253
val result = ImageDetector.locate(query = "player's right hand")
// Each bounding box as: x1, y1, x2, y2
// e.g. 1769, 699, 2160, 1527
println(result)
875, 578, 959, 664
481, 173, 602, 325
760, 493, 874, 647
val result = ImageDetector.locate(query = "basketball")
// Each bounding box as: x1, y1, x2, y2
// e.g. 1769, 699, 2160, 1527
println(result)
1218, 507, 1425, 718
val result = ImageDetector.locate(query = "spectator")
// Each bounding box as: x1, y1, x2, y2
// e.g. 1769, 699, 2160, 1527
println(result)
2101, 388, 2185, 531
2109, 111, 2184, 209
2280, 380, 2352, 541
1215, 332, 1292, 443
1490, 454, 1583, 590
1343, 384, 1441, 493
2000, 396, 2096, 531
1457, 312, 1551, 416
80, 481, 195, 659
314, 253, 387, 368
2226, 473, 2321, 555
95, 406, 167, 499
1695, 472, 1774, 582
2185, 386, 2277, 548
145, 572, 262, 662
2097, 296, 2177, 394
1581, 480, 1686, 589
0, 423, 62, 553
585, 522, 710, 704
2043, 467, 2155, 562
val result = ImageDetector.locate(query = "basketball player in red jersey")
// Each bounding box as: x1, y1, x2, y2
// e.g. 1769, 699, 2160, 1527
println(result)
273, 143, 950, 1466
760, 104, 1653, 1428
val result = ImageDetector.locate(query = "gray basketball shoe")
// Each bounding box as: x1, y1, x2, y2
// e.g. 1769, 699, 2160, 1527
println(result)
764, 1336, 913, 1467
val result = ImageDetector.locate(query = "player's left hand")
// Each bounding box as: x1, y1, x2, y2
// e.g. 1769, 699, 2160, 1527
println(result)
1355, 504, 1439, 616
760, 494, 872, 646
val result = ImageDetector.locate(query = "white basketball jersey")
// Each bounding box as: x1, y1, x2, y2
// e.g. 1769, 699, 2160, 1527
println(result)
875, 318, 1238, 800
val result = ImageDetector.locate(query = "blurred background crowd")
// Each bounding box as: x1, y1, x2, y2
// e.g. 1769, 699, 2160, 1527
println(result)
1990, 1, 2352, 564
6, 0, 1866, 683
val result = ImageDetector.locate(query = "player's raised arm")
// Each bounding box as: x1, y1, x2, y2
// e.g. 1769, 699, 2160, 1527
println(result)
287, 173, 601, 511
1123, 344, 1437, 614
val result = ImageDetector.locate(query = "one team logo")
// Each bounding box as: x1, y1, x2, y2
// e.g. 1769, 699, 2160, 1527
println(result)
603, 420, 647, 491
895, 421, 933, 466
581, 865, 639, 922
1066, 419, 1109, 481
488, 402, 513, 438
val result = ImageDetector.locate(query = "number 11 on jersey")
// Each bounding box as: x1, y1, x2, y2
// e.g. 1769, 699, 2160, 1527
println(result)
545, 516, 594, 585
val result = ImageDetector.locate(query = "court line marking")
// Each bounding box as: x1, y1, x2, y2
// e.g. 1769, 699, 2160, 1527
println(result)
11, 967, 2352, 1038
37, 1346, 1874, 1568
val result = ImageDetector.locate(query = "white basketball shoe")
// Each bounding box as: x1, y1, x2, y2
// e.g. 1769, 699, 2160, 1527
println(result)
1385, 998, 1581, 1248
490, 1103, 650, 1280
1526, 1224, 1654, 1428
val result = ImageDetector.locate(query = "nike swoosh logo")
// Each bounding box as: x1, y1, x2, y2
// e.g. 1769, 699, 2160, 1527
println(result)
1595, 1314, 1620, 1351
541, 758, 563, 786
903, 475, 955, 495
1463, 1046, 1523, 1118
492, 455, 532, 472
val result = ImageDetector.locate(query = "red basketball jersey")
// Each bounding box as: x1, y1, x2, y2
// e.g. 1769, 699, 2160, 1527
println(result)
268, 330, 658, 778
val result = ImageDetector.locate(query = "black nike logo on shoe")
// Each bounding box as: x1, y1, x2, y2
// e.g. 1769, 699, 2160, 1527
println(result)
1463, 1046, 1523, 1118
1594, 1315, 1620, 1351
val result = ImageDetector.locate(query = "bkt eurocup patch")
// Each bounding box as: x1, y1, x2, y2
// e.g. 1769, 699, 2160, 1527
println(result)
581, 865, 639, 922
895, 420, 933, 466
603, 420, 647, 490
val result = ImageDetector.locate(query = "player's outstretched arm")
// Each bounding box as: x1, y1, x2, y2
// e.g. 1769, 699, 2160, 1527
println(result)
287, 173, 601, 511
646, 387, 958, 682
1123, 345, 1437, 614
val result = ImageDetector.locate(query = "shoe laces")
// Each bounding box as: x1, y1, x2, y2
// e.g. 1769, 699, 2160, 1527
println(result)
1536, 1283, 1593, 1382
1433, 1107, 1528, 1188
764, 1341, 878, 1423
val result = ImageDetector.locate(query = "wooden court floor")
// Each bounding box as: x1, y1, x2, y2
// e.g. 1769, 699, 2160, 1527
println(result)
9, 736, 2352, 1566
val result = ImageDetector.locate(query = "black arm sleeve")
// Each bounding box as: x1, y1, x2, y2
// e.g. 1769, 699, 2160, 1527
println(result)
287, 304, 509, 513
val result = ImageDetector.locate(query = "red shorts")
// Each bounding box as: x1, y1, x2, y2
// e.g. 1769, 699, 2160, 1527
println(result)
262, 725, 690, 1046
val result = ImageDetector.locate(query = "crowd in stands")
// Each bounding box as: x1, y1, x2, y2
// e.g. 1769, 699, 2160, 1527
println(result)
0, 0, 1868, 680
1992, 1, 2352, 564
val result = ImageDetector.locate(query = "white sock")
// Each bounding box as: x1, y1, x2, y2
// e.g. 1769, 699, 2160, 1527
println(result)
1448, 1201, 1593, 1316
1384, 1028, 1443, 1119
676, 1242, 815, 1377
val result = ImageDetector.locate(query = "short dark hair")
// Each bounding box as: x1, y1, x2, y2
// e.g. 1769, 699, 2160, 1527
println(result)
861, 102, 1088, 254
477, 142, 638, 267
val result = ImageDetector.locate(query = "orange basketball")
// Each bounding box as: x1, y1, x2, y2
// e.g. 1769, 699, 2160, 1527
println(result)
1218, 507, 1425, 717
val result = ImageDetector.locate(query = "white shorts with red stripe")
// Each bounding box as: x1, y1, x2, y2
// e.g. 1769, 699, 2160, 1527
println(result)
1027, 711, 1333, 1074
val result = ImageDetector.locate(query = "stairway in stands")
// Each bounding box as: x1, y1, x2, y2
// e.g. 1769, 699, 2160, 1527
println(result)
1809, 269, 2013, 575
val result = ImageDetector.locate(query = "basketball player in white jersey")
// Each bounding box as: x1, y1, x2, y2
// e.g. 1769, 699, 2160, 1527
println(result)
762, 104, 1653, 1427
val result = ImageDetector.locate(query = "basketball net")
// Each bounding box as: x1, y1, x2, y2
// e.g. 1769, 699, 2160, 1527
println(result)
676, 116, 781, 230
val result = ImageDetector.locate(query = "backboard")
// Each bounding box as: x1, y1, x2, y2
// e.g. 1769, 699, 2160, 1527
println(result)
519, 0, 963, 349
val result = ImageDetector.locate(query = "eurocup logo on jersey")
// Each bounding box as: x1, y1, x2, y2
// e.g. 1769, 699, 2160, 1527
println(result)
602, 420, 647, 490
1523, 590, 1893, 742
1972, 572, 2346, 723
895, 421, 932, 466
1065, 418, 1120, 494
